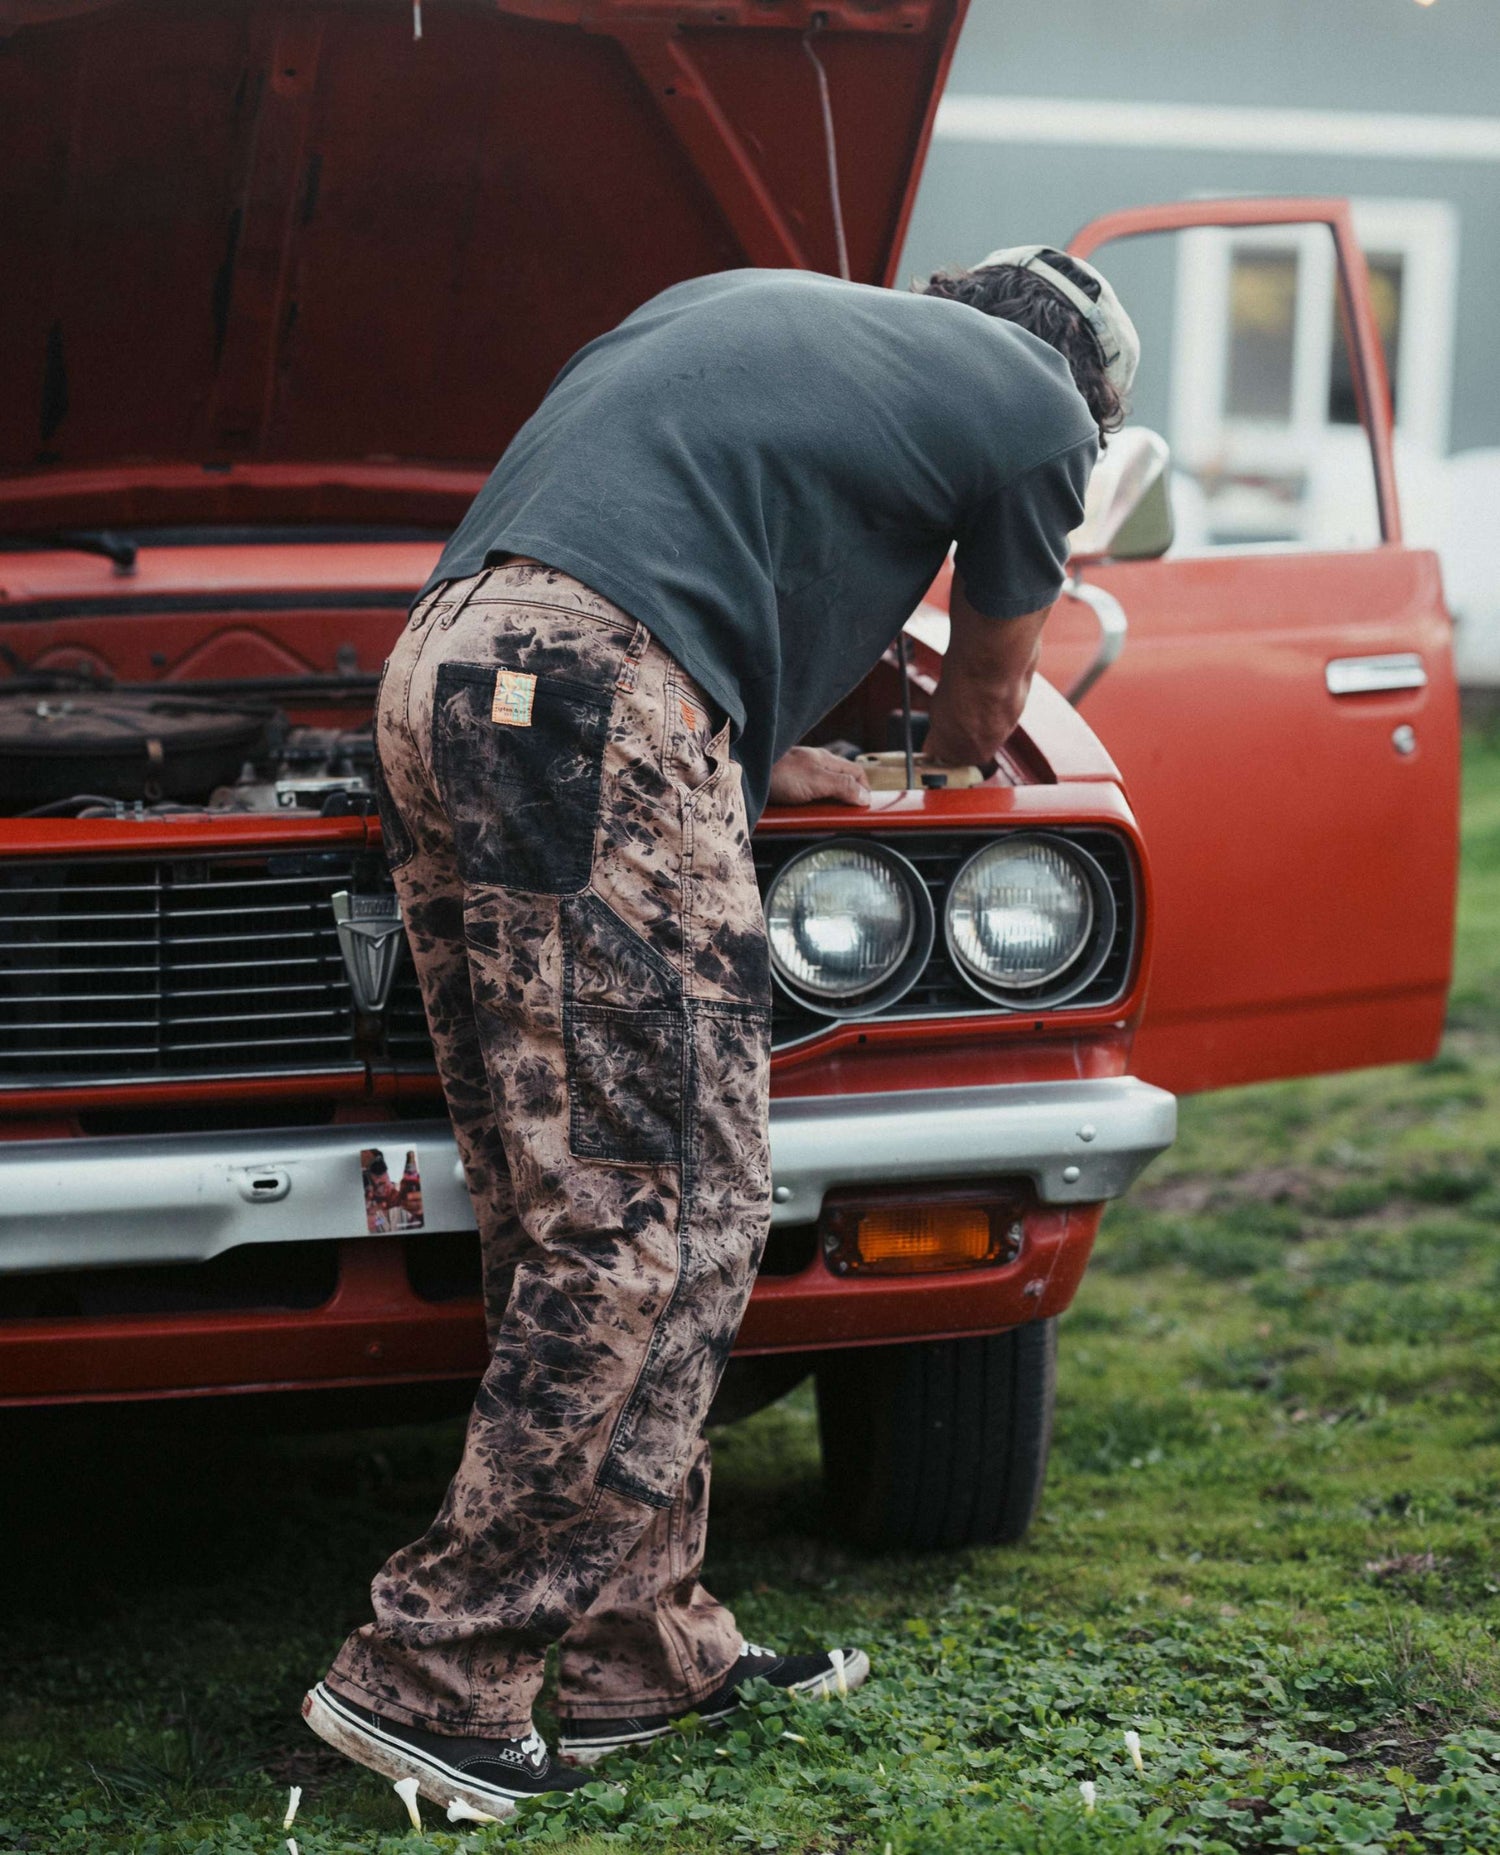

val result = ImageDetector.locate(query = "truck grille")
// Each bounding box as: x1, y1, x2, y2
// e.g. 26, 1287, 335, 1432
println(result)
0, 850, 385, 1084
0, 829, 1137, 1086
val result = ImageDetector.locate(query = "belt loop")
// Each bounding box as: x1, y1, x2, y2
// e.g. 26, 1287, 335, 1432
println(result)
439, 567, 496, 631
407, 579, 451, 631
616, 620, 650, 693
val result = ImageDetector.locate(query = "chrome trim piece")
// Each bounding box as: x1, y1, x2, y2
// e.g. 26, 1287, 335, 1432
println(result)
1326, 652, 1427, 696
332, 890, 407, 1012
0, 1120, 473, 1275
0, 1064, 366, 1095
767, 1078, 1175, 1221
0, 1079, 1177, 1274
1061, 577, 1128, 705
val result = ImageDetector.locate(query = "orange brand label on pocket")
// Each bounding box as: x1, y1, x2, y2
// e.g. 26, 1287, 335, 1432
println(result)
492, 669, 537, 726
680, 699, 702, 733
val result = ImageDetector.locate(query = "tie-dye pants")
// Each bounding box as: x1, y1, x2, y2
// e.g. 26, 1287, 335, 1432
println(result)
326, 563, 772, 1737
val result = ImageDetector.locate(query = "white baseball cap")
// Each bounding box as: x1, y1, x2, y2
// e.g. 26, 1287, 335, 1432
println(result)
976, 244, 1140, 400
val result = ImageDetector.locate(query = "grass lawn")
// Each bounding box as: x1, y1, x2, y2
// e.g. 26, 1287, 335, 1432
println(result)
6, 738, 1500, 1855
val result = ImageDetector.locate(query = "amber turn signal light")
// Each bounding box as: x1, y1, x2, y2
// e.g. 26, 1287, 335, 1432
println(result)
821, 1190, 1027, 1277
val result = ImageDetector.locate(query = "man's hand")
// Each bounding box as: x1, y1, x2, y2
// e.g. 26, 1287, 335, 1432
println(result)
768, 745, 872, 809
921, 575, 1053, 769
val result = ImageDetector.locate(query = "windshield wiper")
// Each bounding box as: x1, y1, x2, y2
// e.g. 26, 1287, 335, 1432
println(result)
0, 529, 138, 570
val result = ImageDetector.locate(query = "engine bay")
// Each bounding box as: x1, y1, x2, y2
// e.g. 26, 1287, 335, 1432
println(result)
0, 615, 1024, 817
0, 689, 376, 818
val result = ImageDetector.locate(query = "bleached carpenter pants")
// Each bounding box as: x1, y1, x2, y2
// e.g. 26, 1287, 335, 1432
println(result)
327, 564, 771, 1736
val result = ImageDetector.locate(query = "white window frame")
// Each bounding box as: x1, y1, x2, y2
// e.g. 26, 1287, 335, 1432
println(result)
1171, 198, 1459, 474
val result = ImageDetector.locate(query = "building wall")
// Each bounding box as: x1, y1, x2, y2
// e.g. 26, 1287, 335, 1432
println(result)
944, 0, 1499, 116
900, 0, 1500, 453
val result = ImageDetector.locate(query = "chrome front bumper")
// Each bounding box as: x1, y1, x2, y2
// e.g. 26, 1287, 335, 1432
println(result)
0, 1077, 1176, 1275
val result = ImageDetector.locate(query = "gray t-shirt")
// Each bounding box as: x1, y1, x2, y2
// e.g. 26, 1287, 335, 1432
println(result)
423, 269, 1097, 820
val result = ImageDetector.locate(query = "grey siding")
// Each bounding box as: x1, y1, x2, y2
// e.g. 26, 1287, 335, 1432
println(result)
948, 0, 1500, 118
899, 5, 1500, 452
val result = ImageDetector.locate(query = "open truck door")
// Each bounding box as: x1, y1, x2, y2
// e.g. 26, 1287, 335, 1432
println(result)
1037, 198, 1458, 1097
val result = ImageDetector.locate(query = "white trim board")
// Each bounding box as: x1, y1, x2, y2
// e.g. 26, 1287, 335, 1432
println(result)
1170, 200, 1458, 461
934, 95, 1500, 163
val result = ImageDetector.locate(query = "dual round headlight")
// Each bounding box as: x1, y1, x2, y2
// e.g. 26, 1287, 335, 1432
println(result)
765, 834, 1113, 1017
765, 842, 931, 1014
945, 837, 1098, 998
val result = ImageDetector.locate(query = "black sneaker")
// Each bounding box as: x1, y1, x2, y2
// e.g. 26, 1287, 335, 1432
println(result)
303, 1680, 592, 1819
555, 1639, 871, 1765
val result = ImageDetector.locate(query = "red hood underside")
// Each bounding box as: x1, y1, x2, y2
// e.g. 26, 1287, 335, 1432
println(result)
0, 0, 964, 530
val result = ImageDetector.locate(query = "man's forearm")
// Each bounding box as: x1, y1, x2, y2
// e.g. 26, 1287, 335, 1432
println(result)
924, 653, 1035, 765
923, 583, 1052, 766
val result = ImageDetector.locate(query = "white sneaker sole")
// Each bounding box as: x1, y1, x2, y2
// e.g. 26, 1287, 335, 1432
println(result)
558, 1647, 872, 1765
303, 1682, 537, 1819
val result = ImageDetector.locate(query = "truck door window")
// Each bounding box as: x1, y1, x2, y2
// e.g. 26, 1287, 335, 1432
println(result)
1328, 251, 1403, 427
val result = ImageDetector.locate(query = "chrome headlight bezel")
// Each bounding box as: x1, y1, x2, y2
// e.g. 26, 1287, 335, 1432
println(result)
764, 837, 935, 1019
942, 833, 1117, 1009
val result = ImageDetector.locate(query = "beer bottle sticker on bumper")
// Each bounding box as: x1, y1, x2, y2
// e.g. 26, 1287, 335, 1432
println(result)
492, 669, 537, 726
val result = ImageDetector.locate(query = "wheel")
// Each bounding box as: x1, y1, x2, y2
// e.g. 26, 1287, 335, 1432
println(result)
815, 1320, 1057, 1551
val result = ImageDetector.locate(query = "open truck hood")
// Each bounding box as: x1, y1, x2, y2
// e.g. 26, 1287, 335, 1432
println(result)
0, 0, 965, 531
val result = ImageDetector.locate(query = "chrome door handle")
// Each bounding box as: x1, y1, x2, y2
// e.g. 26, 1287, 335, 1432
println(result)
1326, 653, 1427, 696
1061, 577, 1127, 705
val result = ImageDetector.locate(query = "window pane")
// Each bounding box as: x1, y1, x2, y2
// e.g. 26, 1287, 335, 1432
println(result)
1328, 252, 1403, 426
1224, 247, 1298, 421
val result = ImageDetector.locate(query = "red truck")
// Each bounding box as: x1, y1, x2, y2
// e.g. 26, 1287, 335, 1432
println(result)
0, 0, 1458, 1551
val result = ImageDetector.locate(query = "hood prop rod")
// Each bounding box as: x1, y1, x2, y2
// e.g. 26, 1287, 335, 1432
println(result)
896, 631, 916, 790
803, 21, 850, 281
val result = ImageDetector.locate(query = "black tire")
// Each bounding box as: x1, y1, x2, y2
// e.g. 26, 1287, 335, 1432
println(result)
815, 1320, 1057, 1551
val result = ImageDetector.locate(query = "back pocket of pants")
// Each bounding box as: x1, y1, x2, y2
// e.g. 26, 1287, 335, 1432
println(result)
432, 661, 610, 893
566, 1002, 685, 1165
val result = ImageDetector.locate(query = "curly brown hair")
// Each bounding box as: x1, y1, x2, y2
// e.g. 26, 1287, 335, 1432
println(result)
920, 254, 1126, 446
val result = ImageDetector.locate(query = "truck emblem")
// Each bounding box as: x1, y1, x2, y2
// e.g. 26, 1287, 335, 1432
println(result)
331, 891, 406, 1012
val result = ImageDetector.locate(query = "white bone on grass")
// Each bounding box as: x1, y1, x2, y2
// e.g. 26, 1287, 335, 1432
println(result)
282, 1786, 302, 1830
393, 1775, 422, 1829
447, 1797, 500, 1824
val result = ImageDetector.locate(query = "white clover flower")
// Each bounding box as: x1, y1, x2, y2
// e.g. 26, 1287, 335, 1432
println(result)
283, 1786, 302, 1830
1124, 1729, 1144, 1773
393, 1775, 422, 1829
1079, 1779, 1097, 1815
447, 1797, 500, 1824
